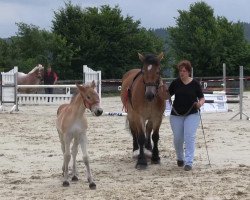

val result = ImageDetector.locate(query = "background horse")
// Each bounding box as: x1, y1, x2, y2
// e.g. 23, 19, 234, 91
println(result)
56, 81, 103, 188
121, 52, 169, 169
17, 64, 44, 93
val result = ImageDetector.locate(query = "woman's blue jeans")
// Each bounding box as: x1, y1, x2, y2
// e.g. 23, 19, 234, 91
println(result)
170, 113, 200, 166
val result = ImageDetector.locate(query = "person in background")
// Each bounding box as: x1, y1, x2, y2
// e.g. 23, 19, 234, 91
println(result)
44, 65, 58, 94
168, 60, 205, 171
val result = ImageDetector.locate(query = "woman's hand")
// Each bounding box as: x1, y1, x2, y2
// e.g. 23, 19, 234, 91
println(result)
193, 102, 202, 109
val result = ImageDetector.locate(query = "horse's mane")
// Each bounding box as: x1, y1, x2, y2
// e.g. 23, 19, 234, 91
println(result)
28, 65, 43, 74
143, 54, 160, 66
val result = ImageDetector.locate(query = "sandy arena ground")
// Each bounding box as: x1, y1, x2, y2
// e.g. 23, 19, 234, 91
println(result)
0, 93, 250, 200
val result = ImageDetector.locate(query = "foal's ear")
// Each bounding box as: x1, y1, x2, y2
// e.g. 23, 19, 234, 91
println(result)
76, 83, 86, 93
91, 80, 96, 89
138, 53, 144, 62
157, 52, 164, 61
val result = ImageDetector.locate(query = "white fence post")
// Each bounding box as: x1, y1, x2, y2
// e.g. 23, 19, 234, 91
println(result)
83, 65, 101, 98
0, 66, 18, 112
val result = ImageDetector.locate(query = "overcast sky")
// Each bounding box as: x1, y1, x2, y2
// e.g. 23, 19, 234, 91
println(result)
0, 0, 249, 38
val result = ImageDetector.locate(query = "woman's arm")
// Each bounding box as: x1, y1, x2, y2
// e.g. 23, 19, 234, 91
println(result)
194, 97, 205, 109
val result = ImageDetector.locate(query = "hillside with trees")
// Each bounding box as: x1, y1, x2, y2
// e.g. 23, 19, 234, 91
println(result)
166, 2, 250, 76
0, 3, 164, 79
0, 2, 250, 79
242, 23, 250, 42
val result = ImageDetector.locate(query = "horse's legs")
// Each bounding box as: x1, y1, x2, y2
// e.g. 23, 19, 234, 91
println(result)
136, 132, 147, 169
62, 134, 72, 187
71, 138, 79, 181
132, 133, 139, 152
79, 133, 96, 190
145, 121, 153, 150
129, 121, 139, 158
151, 128, 160, 164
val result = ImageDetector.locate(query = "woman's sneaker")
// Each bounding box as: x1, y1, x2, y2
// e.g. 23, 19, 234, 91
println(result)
184, 165, 192, 171
177, 160, 184, 167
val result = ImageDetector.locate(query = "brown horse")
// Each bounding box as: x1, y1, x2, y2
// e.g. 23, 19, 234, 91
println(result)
17, 64, 44, 93
56, 81, 103, 188
121, 52, 169, 169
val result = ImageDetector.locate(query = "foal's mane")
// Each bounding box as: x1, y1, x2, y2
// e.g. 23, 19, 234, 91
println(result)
70, 84, 92, 104
70, 92, 79, 103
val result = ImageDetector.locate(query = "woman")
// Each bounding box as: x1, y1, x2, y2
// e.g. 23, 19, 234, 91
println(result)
168, 60, 205, 171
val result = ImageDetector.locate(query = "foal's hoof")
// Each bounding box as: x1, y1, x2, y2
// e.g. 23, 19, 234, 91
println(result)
72, 175, 78, 181
62, 181, 70, 187
89, 182, 96, 190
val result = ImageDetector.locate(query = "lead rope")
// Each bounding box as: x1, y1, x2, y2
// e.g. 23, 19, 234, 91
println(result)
198, 109, 212, 167
171, 103, 195, 116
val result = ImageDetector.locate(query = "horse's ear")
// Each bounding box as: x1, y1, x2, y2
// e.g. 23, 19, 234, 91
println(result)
91, 80, 96, 89
157, 52, 164, 61
138, 53, 144, 62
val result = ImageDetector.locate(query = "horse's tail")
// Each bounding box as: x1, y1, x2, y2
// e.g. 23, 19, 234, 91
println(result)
125, 117, 130, 130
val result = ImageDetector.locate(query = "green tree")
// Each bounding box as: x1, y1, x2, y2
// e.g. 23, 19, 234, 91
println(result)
167, 2, 250, 77
9, 22, 74, 78
52, 2, 164, 79
0, 39, 11, 71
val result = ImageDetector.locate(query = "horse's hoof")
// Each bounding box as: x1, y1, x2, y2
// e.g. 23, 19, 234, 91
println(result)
151, 156, 161, 164
151, 159, 161, 164
144, 149, 152, 158
132, 150, 139, 159
89, 182, 96, 190
72, 175, 78, 181
136, 163, 148, 170
62, 181, 70, 187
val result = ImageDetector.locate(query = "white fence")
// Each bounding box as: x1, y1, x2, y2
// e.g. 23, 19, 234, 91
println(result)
0, 65, 101, 111
83, 65, 101, 97
0, 67, 18, 112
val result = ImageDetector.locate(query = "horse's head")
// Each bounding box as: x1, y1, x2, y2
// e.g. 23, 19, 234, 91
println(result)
36, 64, 44, 80
29, 64, 44, 81
139, 52, 164, 102
76, 81, 103, 116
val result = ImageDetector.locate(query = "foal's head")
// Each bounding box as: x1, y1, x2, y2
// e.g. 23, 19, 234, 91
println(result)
76, 81, 103, 116
139, 52, 164, 101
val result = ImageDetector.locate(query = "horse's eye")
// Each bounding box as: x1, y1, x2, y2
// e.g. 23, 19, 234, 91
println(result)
87, 96, 91, 100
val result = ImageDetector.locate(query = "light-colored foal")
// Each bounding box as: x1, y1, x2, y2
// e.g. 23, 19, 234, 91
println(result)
56, 81, 103, 189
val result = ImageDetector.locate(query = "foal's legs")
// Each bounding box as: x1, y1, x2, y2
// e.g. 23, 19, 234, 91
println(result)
79, 133, 96, 189
58, 132, 65, 175
71, 138, 79, 181
62, 134, 73, 187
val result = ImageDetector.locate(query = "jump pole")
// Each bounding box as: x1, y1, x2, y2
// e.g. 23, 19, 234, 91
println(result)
230, 66, 249, 120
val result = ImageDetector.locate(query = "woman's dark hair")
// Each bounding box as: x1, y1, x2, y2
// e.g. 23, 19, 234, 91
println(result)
177, 60, 192, 74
